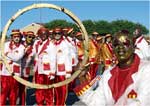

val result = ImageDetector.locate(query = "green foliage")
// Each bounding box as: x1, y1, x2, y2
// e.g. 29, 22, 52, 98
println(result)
44, 19, 78, 31
110, 20, 149, 35
44, 19, 149, 36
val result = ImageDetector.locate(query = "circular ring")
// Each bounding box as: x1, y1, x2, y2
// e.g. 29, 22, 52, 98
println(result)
0, 3, 89, 89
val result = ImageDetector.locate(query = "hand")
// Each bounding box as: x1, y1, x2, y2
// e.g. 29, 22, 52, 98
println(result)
48, 75, 55, 80
5, 52, 9, 56
66, 74, 71, 79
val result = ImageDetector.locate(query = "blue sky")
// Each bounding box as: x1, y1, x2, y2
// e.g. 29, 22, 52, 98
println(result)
0, 0, 149, 35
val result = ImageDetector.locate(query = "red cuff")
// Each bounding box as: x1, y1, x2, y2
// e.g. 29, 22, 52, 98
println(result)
73, 81, 90, 96
73, 76, 101, 96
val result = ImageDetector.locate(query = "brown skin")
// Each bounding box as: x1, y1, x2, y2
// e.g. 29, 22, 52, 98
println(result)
26, 35, 35, 45
39, 32, 48, 41
112, 33, 135, 68
133, 28, 142, 39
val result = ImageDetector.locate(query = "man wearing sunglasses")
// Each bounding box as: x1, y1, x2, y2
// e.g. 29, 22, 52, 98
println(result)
74, 30, 150, 106
30, 27, 56, 105
0, 29, 25, 105
18, 31, 35, 105
53, 27, 74, 106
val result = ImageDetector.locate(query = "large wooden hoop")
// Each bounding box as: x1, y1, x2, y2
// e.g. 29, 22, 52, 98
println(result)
0, 3, 88, 89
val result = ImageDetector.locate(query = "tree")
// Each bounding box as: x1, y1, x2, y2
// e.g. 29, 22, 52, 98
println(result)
110, 20, 149, 35
94, 20, 111, 34
44, 19, 78, 31
82, 20, 95, 35
44, 19, 149, 36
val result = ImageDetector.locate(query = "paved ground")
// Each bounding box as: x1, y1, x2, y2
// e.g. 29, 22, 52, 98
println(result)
26, 88, 86, 106
26, 76, 86, 106
6, 76, 86, 106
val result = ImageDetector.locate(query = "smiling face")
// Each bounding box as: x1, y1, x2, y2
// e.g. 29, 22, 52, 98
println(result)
12, 34, 21, 43
37, 28, 49, 41
54, 32, 62, 40
112, 33, 135, 64
26, 35, 35, 44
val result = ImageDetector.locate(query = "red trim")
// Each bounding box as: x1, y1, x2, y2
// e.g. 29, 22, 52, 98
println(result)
72, 58, 75, 65
77, 42, 82, 48
13, 65, 20, 73
58, 64, 65, 72
78, 55, 84, 60
0, 62, 3, 70
54, 37, 64, 45
25, 67, 30, 75
137, 36, 143, 44
73, 81, 90, 93
9, 41, 20, 50
91, 39, 98, 48
35, 40, 41, 53
43, 63, 51, 70
65, 36, 71, 43
89, 58, 96, 63
106, 43, 113, 54
105, 59, 112, 65
49, 73, 55, 76
25, 45, 33, 56
108, 54, 140, 102
39, 39, 50, 55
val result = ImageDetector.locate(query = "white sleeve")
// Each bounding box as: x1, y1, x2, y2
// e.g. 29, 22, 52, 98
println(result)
7, 45, 25, 62
136, 39, 150, 59
49, 44, 56, 74
78, 76, 106, 106
65, 47, 72, 78
127, 62, 150, 106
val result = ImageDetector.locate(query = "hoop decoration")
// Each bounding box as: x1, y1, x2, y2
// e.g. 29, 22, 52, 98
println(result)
0, 3, 89, 89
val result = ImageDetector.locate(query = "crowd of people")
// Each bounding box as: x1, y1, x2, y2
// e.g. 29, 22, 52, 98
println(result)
0, 26, 150, 106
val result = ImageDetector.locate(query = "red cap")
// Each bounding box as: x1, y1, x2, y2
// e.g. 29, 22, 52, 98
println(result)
92, 32, 99, 36
76, 32, 82, 37
54, 28, 62, 33
105, 34, 112, 38
96, 36, 103, 41
37, 27, 49, 36
26, 31, 35, 36
62, 28, 68, 32
67, 28, 73, 34
49, 29, 53, 35
62, 27, 73, 34
11, 29, 21, 36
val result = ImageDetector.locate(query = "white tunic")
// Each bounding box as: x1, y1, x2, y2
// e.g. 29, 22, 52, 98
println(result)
135, 36, 150, 60
32, 39, 56, 79
78, 59, 150, 106
0, 41, 25, 76
55, 39, 73, 78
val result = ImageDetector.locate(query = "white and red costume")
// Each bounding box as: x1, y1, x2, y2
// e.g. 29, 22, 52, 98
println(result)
135, 36, 150, 60
63, 36, 78, 67
0, 41, 25, 105
54, 37, 73, 105
74, 55, 150, 106
63, 36, 78, 91
19, 41, 34, 105
32, 39, 56, 105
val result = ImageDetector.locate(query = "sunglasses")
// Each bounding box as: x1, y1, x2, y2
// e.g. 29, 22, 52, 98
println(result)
27, 36, 35, 39
54, 32, 61, 35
